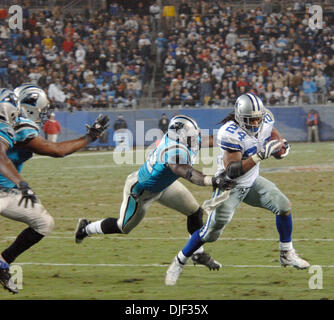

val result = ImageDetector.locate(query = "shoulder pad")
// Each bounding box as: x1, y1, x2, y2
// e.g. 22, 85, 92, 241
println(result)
14, 117, 40, 143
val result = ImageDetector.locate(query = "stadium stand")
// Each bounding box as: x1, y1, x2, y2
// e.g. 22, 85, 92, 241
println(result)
0, 0, 334, 110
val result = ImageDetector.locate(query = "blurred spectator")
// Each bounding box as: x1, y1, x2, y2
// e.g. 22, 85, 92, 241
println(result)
42, 112, 61, 142
302, 76, 317, 104
158, 113, 169, 135
113, 115, 128, 131
306, 109, 320, 143
149, 1, 161, 33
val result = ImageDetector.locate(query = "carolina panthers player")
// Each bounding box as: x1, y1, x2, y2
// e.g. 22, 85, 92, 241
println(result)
75, 115, 235, 270
165, 93, 310, 286
0, 88, 36, 294
0, 85, 109, 294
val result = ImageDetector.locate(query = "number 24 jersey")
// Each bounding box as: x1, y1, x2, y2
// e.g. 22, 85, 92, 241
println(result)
216, 111, 274, 188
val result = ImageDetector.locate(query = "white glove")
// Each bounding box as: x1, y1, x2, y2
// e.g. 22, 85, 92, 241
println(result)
252, 139, 283, 163
276, 139, 290, 159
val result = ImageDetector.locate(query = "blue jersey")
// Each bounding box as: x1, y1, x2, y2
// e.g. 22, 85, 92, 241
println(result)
137, 134, 193, 193
0, 117, 39, 188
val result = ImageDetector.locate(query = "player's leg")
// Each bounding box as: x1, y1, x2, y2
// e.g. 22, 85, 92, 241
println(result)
243, 176, 309, 269
165, 187, 245, 285
158, 180, 220, 270
1, 190, 54, 264
0, 190, 54, 294
75, 171, 159, 242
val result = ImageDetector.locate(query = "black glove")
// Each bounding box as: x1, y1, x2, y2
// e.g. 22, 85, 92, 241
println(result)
85, 114, 110, 142
18, 181, 38, 208
212, 171, 236, 191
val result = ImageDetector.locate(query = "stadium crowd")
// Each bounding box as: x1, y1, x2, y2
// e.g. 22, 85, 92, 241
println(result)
0, 2, 151, 110
159, 0, 334, 108
0, 0, 334, 110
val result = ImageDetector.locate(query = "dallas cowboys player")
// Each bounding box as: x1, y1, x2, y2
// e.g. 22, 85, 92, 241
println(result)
165, 93, 310, 286
0, 85, 109, 294
75, 115, 235, 270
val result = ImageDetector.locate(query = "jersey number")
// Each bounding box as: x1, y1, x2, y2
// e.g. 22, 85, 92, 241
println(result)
146, 149, 158, 173
225, 123, 246, 141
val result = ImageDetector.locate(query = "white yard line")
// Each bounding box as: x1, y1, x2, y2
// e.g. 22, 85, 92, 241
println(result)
3, 236, 334, 241
11, 262, 334, 268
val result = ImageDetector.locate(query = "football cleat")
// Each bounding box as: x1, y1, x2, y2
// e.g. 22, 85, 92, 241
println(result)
0, 265, 18, 294
75, 218, 90, 244
280, 249, 310, 269
165, 257, 184, 286
192, 252, 222, 270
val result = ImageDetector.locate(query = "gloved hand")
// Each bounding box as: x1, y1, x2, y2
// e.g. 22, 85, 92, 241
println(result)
252, 139, 283, 163
274, 139, 291, 159
85, 114, 110, 142
18, 181, 38, 208
212, 171, 236, 190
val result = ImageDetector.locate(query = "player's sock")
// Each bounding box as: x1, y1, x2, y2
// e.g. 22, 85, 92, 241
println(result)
181, 229, 204, 260
276, 213, 293, 251
176, 250, 188, 265
85, 220, 104, 235
86, 218, 122, 235
1, 227, 43, 264
101, 217, 122, 234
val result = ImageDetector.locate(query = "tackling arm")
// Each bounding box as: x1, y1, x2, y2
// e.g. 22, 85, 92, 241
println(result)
168, 163, 210, 186
168, 163, 235, 190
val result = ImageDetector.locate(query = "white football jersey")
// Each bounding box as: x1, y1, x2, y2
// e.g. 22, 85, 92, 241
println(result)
216, 112, 274, 187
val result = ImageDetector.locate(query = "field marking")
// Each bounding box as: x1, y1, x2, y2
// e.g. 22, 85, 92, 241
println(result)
3, 236, 334, 242
53, 216, 334, 221
12, 262, 334, 268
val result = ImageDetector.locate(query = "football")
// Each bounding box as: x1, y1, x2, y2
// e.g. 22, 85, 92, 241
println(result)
270, 130, 286, 159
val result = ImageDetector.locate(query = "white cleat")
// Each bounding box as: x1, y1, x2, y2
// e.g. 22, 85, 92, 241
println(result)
165, 257, 184, 286
280, 249, 310, 269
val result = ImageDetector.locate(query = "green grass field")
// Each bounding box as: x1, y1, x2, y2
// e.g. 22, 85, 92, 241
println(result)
1, 142, 334, 300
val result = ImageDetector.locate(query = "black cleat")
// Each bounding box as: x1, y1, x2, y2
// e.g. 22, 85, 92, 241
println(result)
191, 252, 222, 270
0, 267, 18, 294
75, 218, 90, 244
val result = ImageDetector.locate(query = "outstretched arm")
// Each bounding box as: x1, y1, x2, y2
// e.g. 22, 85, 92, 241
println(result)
22, 135, 90, 158
168, 163, 210, 186
168, 163, 235, 190
20, 114, 110, 158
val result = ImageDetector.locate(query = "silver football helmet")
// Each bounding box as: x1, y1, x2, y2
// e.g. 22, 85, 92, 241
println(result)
234, 93, 266, 136
14, 84, 50, 123
0, 88, 20, 126
167, 115, 201, 157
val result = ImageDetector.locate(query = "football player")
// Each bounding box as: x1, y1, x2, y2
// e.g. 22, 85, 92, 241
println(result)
0, 85, 109, 294
75, 115, 235, 270
165, 93, 310, 286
